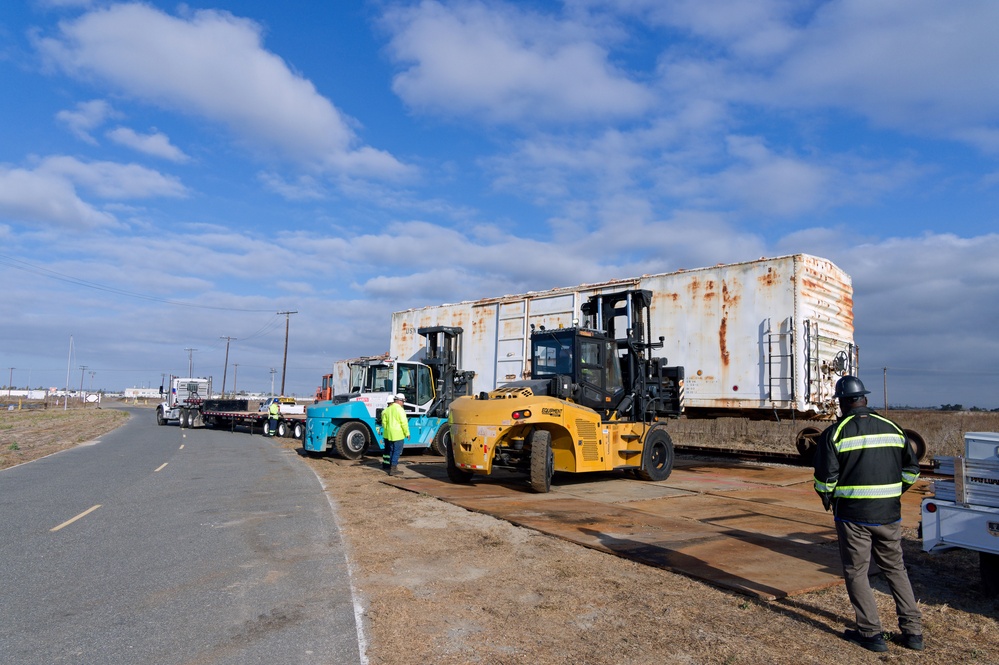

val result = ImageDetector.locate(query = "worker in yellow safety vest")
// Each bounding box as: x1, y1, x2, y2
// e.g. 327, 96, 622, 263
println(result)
380, 393, 409, 476
268, 400, 280, 436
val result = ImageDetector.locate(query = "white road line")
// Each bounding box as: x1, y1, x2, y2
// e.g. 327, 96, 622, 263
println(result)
154, 462, 168, 472
51, 504, 102, 532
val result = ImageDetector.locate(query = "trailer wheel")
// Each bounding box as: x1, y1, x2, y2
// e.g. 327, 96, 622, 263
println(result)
156, 407, 166, 426
795, 427, 822, 463
635, 425, 674, 482
904, 429, 927, 462
277, 421, 289, 438
431, 423, 451, 456
178, 409, 188, 428
981, 552, 999, 597
529, 430, 554, 493
446, 437, 473, 484
334, 422, 369, 460
293, 422, 304, 440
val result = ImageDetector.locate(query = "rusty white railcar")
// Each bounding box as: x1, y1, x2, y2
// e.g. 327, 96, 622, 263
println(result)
389, 254, 859, 452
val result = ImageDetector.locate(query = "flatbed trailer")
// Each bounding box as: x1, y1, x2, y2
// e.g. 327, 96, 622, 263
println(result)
199, 407, 306, 438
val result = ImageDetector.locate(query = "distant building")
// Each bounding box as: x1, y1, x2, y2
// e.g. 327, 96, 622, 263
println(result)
124, 387, 161, 399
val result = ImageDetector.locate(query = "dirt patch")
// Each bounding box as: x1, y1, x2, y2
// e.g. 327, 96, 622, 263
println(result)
7, 406, 998, 663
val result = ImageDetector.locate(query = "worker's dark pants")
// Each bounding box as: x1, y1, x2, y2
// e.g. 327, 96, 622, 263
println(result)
836, 519, 922, 636
268, 417, 278, 436
382, 439, 404, 469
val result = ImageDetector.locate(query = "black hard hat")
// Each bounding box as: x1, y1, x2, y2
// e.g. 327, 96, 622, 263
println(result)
834, 375, 870, 398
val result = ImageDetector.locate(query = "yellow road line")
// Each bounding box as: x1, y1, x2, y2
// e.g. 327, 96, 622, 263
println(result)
51, 504, 102, 532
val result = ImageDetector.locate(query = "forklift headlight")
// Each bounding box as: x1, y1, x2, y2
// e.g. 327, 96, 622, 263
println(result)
512, 409, 532, 420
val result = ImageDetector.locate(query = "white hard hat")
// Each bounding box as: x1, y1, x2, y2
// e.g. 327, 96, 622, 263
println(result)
393, 393, 405, 402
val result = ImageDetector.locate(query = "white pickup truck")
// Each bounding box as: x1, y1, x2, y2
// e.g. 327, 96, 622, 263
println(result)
257, 396, 306, 415
921, 431, 999, 596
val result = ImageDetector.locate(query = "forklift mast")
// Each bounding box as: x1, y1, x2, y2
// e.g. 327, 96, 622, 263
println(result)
418, 326, 475, 418
579, 289, 682, 422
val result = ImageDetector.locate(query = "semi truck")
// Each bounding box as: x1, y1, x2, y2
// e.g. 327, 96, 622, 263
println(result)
304, 326, 474, 459
447, 289, 684, 492
155, 377, 211, 427
155, 376, 306, 437
921, 431, 999, 596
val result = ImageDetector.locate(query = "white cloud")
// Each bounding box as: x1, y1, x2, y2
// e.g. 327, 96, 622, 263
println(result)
0, 164, 116, 228
258, 172, 326, 201
645, 0, 999, 151
0, 155, 186, 228
383, 0, 655, 123
39, 155, 187, 199
55, 99, 117, 143
36, 3, 407, 176
106, 127, 189, 163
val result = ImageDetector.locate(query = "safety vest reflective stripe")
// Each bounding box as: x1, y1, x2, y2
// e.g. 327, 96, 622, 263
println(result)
814, 477, 836, 493
902, 469, 920, 485
833, 482, 903, 499
834, 432, 905, 453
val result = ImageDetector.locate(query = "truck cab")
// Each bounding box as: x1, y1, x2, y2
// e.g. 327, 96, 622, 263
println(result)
155, 377, 212, 426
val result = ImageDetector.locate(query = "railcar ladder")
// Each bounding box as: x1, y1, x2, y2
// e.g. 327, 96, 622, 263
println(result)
765, 318, 794, 407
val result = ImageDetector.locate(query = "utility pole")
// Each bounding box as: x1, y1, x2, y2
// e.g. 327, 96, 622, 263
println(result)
185, 348, 197, 377
883, 366, 889, 414
220, 336, 236, 397
79, 365, 87, 401
7, 367, 13, 398
277, 311, 297, 396
232, 363, 239, 395
269, 368, 277, 397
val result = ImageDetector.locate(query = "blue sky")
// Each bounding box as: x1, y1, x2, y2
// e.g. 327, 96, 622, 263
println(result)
1, 0, 997, 409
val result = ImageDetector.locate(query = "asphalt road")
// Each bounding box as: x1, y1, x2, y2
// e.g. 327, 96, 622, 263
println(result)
0, 407, 363, 665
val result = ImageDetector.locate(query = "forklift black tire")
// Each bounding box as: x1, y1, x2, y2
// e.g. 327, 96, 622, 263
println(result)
529, 430, 554, 493
636, 425, 674, 482
334, 421, 369, 460
431, 423, 451, 456
446, 437, 473, 484
156, 408, 166, 426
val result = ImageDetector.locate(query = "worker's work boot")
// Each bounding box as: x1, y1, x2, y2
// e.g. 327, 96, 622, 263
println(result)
389, 465, 400, 477
896, 632, 924, 651
843, 629, 887, 653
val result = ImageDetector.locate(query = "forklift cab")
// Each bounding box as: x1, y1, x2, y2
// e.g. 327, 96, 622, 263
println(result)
531, 329, 625, 413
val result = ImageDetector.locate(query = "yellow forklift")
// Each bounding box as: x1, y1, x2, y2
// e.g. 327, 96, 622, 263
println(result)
447, 289, 684, 492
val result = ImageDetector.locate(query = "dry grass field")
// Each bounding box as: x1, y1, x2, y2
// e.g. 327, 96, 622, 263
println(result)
0, 402, 128, 470
5, 402, 999, 663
